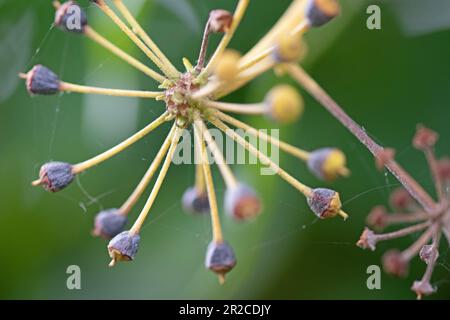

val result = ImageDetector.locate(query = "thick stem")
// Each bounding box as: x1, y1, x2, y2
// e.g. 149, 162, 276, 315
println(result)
287, 64, 437, 213
72, 112, 170, 174
424, 148, 444, 201
120, 124, 176, 215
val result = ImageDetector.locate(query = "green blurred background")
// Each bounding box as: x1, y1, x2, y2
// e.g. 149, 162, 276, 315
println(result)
0, 0, 449, 299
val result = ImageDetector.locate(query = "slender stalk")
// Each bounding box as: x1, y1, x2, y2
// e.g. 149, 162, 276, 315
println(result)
72, 112, 170, 174
95, 0, 174, 78
416, 231, 441, 299
374, 221, 431, 242
195, 161, 206, 194
129, 125, 182, 235
238, 46, 275, 73
215, 58, 276, 99
84, 26, 166, 83
401, 225, 436, 262
59, 82, 162, 98
196, 20, 211, 71
120, 124, 176, 215
240, 0, 305, 65
237, 20, 309, 73
194, 118, 238, 189
209, 117, 313, 197
201, 0, 250, 77
112, 0, 179, 78
215, 110, 311, 161
385, 212, 429, 225
287, 64, 438, 213
203, 100, 267, 115
193, 122, 224, 243
191, 81, 221, 100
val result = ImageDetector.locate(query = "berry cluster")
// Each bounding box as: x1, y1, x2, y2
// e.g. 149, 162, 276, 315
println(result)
358, 125, 450, 299
23, 0, 350, 283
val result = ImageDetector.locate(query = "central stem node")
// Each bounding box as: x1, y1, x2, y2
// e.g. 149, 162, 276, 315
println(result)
164, 72, 201, 118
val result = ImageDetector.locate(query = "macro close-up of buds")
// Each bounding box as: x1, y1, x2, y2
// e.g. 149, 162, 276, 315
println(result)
1, 0, 450, 304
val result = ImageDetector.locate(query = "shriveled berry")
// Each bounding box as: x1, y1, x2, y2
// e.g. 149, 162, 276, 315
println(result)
265, 85, 304, 124
107, 231, 140, 267
366, 206, 388, 230
356, 227, 377, 251
413, 125, 438, 150
419, 244, 438, 265
25, 65, 60, 95
437, 157, 450, 181
307, 188, 342, 219
273, 34, 303, 63
208, 9, 233, 33
389, 187, 415, 211
305, 0, 340, 27
182, 187, 210, 215
411, 280, 436, 299
307, 148, 348, 181
224, 184, 262, 221
205, 241, 236, 283
382, 249, 409, 278
36, 162, 74, 192
93, 209, 128, 239
213, 50, 241, 82
55, 1, 88, 33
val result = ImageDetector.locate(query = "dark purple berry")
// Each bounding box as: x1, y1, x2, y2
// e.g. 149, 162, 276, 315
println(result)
108, 231, 140, 266
55, 1, 88, 34
182, 187, 210, 215
36, 162, 74, 192
224, 184, 262, 221
93, 209, 128, 239
305, 0, 340, 27
307, 188, 342, 219
25, 65, 60, 95
205, 241, 236, 283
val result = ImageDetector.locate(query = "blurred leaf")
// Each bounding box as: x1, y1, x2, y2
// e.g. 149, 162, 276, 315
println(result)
156, 0, 201, 34
0, 10, 33, 102
387, 0, 450, 36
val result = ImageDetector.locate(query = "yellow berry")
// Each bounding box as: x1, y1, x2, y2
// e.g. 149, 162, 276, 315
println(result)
214, 50, 241, 82
265, 85, 304, 124
275, 34, 303, 63
307, 148, 349, 181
